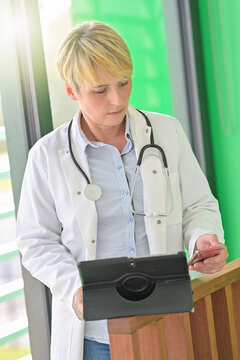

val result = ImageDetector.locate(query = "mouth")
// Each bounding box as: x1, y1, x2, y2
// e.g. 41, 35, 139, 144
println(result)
108, 109, 123, 115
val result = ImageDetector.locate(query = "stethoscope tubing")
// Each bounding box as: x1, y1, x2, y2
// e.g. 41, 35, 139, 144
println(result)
68, 119, 90, 184
137, 144, 168, 168
67, 109, 173, 216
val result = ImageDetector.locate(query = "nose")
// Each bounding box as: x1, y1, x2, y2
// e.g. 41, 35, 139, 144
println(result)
109, 87, 123, 106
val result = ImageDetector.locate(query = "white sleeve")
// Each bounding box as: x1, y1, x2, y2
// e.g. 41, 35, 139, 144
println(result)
175, 120, 225, 254
16, 151, 82, 311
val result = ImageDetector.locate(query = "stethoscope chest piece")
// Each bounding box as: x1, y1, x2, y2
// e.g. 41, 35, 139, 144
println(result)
84, 184, 102, 201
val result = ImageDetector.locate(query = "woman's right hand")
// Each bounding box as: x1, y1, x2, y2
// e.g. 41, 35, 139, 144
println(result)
73, 287, 83, 319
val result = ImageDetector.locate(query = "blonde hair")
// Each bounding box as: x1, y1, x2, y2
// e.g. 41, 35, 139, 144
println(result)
56, 21, 133, 94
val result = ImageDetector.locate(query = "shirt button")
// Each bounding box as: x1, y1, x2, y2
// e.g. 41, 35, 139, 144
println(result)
91, 239, 96, 244
130, 248, 135, 254
117, 165, 122, 170
128, 218, 134, 223
123, 190, 129, 196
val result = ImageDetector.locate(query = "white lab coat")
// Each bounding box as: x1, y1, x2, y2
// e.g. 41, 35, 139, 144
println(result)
16, 105, 224, 360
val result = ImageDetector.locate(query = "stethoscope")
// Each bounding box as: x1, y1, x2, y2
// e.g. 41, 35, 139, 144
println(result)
67, 109, 173, 217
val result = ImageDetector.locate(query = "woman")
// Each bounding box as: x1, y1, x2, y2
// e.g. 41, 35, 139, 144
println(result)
16, 21, 228, 360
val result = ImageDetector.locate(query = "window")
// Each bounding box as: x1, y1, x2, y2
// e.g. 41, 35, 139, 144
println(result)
38, 0, 172, 129
0, 97, 31, 360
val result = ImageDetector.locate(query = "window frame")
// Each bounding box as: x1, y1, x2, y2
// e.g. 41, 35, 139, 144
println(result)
0, 1, 52, 359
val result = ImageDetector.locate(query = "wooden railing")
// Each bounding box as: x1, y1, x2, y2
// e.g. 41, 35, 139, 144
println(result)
107, 258, 240, 360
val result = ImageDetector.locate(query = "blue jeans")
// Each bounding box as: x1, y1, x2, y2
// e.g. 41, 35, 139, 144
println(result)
83, 338, 111, 360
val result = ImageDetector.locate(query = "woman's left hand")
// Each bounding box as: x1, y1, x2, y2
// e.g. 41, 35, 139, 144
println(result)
188, 234, 229, 274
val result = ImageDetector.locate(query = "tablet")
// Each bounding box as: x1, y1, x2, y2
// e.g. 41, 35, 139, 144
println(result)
79, 252, 193, 321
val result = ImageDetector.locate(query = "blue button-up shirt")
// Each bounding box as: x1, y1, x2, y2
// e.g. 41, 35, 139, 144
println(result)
77, 114, 150, 343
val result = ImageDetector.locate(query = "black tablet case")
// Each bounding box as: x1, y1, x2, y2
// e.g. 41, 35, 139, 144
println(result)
79, 251, 193, 321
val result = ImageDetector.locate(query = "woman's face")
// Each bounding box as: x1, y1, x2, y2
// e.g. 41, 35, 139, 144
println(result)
66, 75, 132, 131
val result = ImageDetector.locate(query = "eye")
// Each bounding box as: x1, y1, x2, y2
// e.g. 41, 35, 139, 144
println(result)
120, 81, 128, 87
94, 88, 106, 94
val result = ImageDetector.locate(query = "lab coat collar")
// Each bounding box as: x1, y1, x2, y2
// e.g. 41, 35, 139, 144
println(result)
125, 112, 133, 141
127, 105, 151, 154
72, 110, 89, 152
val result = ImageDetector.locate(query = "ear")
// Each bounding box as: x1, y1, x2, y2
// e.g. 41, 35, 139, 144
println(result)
64, 82, 78, 101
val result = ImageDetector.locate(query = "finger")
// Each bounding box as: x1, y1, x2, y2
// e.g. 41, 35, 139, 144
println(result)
209, 237, 220, 246
190, 253, 226, 273
76, 303, 83, 313
195, 235, 215, 250
223, 245, 229, 259
73, 288, 84, 316
75, 310, 84, 321
190, 251, 225, 267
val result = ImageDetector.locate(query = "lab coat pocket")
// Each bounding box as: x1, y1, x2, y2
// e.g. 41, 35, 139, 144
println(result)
166, 172, 182, 225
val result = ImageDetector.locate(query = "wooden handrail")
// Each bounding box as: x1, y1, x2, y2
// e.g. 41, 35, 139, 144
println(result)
192, 258, 240, 301
108, 258, 240, 359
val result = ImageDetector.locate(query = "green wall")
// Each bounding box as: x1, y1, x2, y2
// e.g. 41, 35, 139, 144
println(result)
198, 0, 240, 261
71, 0, 173, 115
71, 0, 239, 261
